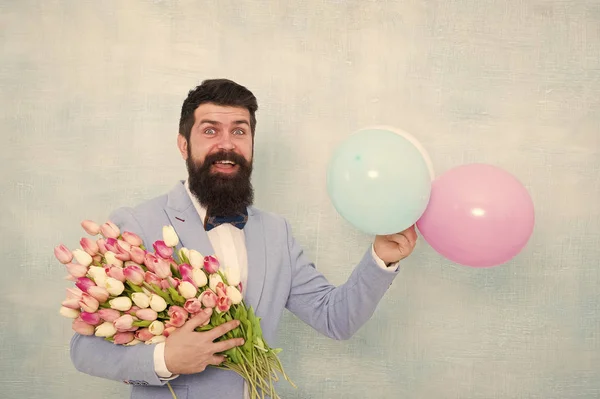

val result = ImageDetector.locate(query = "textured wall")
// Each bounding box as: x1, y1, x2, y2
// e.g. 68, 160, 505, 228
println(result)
1, 1, 599, 398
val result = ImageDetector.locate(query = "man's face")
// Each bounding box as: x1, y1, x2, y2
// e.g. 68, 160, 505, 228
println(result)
177, 103, 255, 215
178, 103, 253, 173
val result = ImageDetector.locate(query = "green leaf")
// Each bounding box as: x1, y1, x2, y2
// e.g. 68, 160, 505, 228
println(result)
132, 320, 152, 328
167, 287, 186, 305
178, 251, 190, 265
126, 281, 143, 292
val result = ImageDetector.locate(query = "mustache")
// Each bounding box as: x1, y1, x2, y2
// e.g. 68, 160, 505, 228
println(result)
203, 151, 250, 167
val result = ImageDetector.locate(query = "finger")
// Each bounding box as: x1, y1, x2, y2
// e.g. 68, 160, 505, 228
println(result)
402, 226, 418, 247
396, 233, 412, 251
182, 308, 213, 332
212, 337, 245, 354
206, 319, 241, 341
208, 355, 226, 366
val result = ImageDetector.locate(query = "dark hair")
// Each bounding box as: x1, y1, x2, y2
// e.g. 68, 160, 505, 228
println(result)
179, 79, 258, 141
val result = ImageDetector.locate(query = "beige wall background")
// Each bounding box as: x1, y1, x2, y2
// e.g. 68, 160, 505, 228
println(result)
1, 0, 599, 398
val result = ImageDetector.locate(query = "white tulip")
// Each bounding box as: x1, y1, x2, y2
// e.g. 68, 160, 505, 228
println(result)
188, 249, 203, 269
131, 293, 150, 308
149, 294, 167, 312
124, 339, 141, 346
104, 251, 123, 267
225, 267, 241, 287
148, 320, 165, 336
104, 277, 125, 296
192, 268, 208, 288
109, 296, 132, 311
162, 226, 179, 247
178, 281, 197, 299
145, 335, 166, 345
209, 274, 223, 292
59, 306, 80, 319
226, 286, 243, 305
88, 266, 107, 287
72, 249, 93, 267
95, 321, 117, 338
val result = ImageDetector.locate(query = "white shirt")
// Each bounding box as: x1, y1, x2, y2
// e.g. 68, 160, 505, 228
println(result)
154, 180, 398, 391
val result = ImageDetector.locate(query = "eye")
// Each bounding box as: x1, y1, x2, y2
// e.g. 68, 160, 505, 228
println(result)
233, 128, 246, 135
203, 128, 216, 135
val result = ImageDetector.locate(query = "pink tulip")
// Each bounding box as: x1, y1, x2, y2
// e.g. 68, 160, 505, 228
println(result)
113, 332, 135, 345
100, 221, 120, 239
178, 264, 195, 285
104, 238, 119, 253
79, 293, 99, 313
122, 232, 143, 247
81, 220, 101, 235
166, 306, 188, 328
184, 298, 203, 314
144, 271, 161, 286
114, 314, 135, 331
124, 265, 145, 285
126, 306, 141, 316
75, 277, 96, 293
98, 308, 121, 322
143, 253, 158, 272
200, 290, 217, 308
135, 308, 158, 321
129, 246, 146, 264
159, 279, 171, 290
105, 266, 126, 282
203, 255, 220, 274
87, 286, 110, 303
72, 317, 95, 335
80, 311, 101, 325
115, 240, 132, 261
168, 276, 180, 288
214, 282, 227, 298
134, 328, 153, 342
67, 287, 83, 298
216, 296, 231, 313
54, 244, 73, 264
153, 258, 172, 279
62, 298, 80, 309
92, 255, 102, 265
65, 263, 88, 278
96, 238, 108, 254
153, 240, 174, 259
80, 237, 99, 255
62, 287, 82, 308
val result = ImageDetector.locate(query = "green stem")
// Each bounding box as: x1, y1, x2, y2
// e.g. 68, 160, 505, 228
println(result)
166, 381, 177, 399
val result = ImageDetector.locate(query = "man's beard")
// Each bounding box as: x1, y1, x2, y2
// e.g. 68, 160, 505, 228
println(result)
186, 150, 254, 217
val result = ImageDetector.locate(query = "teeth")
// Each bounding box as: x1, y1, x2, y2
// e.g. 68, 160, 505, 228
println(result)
216, 160, 235, 165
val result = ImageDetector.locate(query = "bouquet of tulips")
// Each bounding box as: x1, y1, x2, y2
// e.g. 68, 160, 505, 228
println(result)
56, 220, 294, 399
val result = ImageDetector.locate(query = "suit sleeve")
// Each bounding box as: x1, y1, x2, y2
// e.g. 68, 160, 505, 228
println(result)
69, 207, 166, 386
284, 219, 400, 340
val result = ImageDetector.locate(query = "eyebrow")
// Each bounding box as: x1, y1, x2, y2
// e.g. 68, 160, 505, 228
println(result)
198, 119, 250, 126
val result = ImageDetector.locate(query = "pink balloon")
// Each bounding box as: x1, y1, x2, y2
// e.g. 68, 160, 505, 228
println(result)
416, 164, 535, 267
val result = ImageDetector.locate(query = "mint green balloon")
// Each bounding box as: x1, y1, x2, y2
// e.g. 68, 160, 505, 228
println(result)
326, 128, 432, 235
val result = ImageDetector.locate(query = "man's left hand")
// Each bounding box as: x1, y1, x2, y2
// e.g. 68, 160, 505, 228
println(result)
373, 225, 418, 265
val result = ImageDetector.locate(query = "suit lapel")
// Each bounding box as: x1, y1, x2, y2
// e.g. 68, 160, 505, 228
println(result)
163, 182, 215, 257
242, 208, 266, 312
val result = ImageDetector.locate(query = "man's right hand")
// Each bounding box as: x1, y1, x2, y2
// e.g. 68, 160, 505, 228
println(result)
164, 308, 244, 375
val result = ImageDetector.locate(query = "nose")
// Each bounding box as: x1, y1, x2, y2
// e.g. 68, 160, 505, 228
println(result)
217, 132, 235, 151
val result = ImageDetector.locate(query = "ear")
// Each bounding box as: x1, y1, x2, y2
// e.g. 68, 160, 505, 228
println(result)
177, 134, 188, 160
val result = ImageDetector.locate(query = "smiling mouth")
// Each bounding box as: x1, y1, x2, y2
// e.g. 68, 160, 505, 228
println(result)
211, 160, 239, 173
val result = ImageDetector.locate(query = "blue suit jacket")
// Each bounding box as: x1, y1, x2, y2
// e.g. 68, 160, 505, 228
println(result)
70, 181, 400, 398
